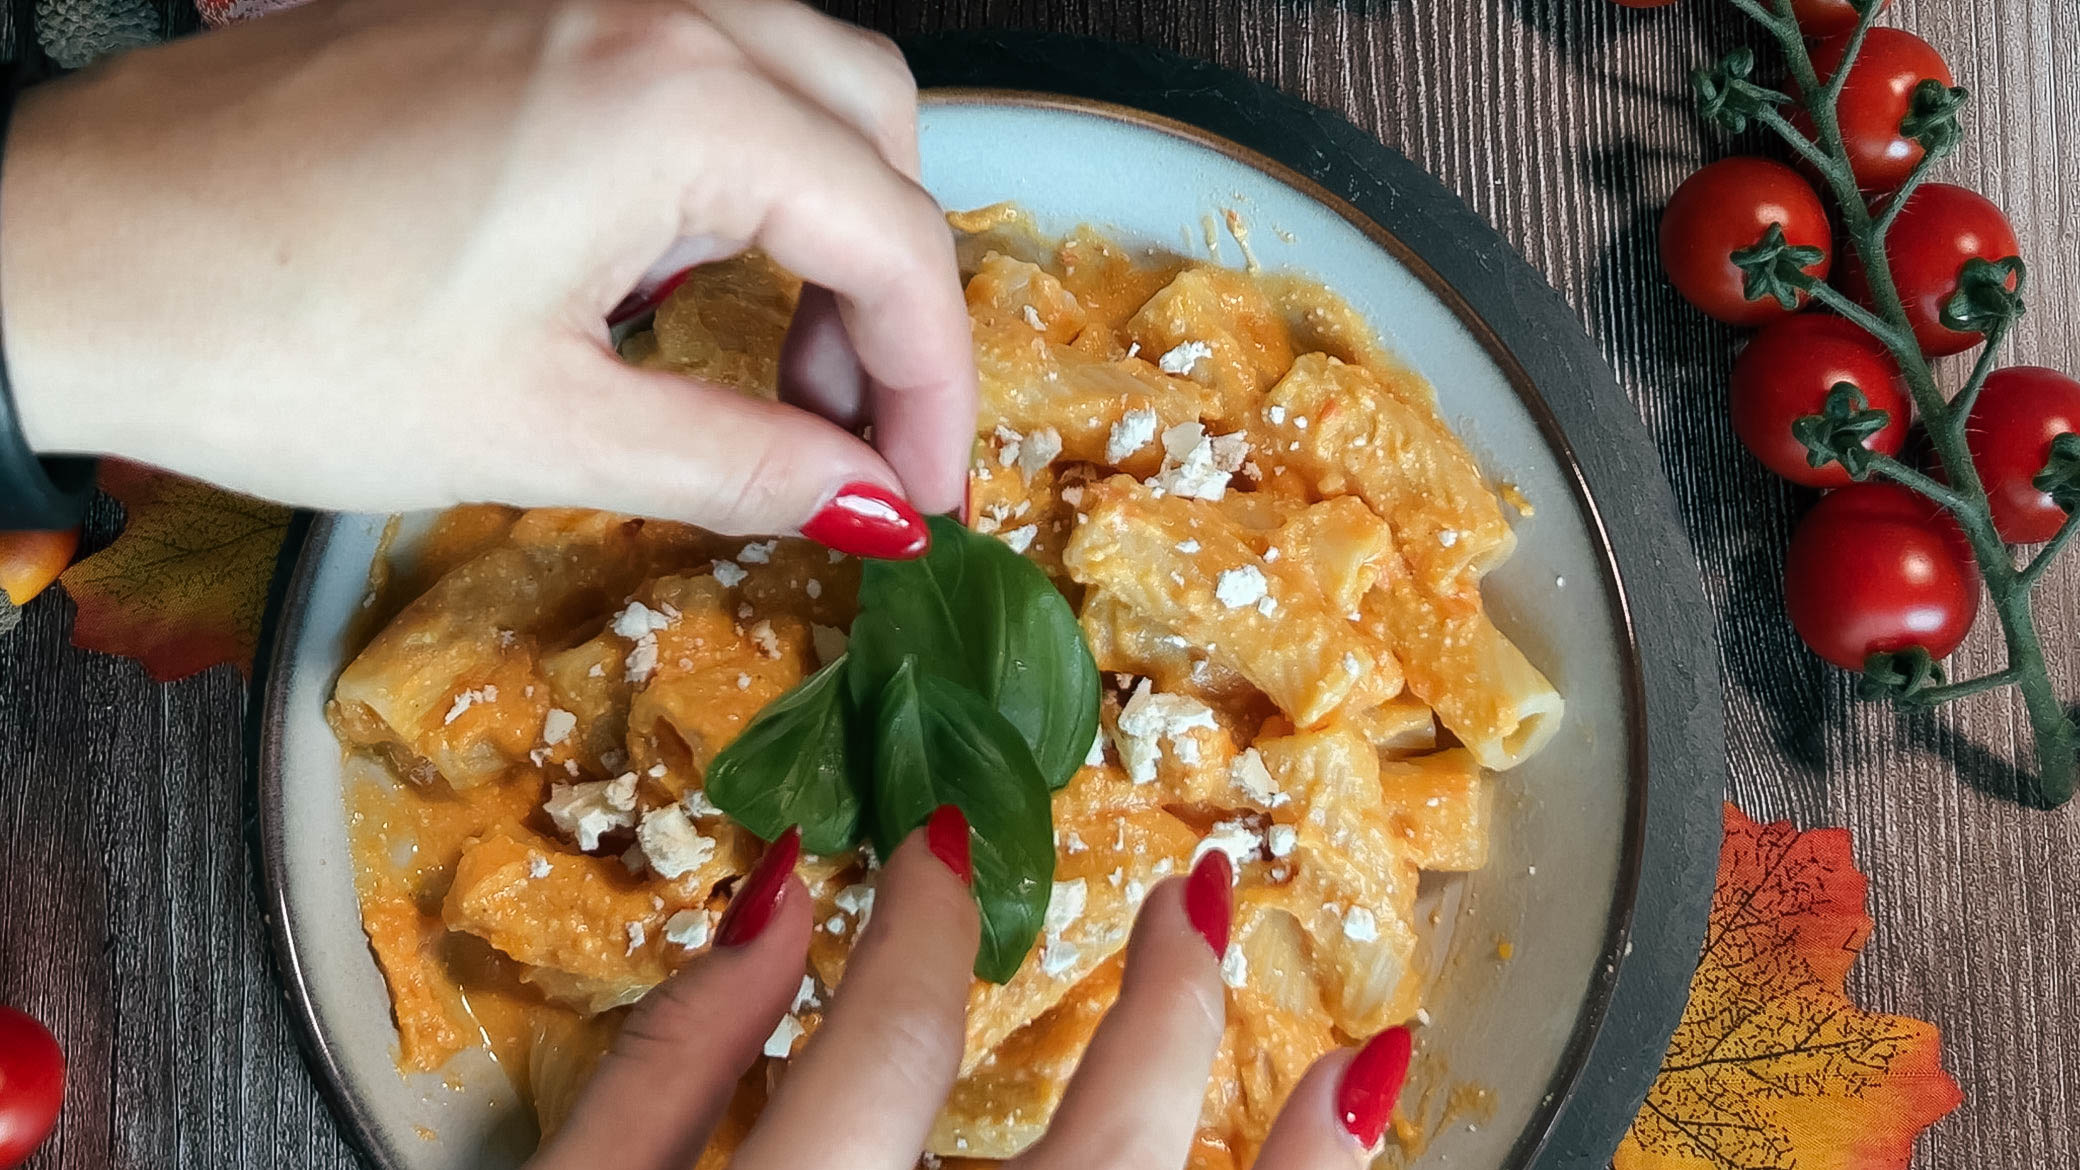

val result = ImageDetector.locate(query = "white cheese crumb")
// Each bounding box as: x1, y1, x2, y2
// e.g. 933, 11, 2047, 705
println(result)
1044, 879, 1088, 936
1266, 824, 1297, 858
1158, 339, 1215, 375
1022, 303, 1045, 331
1343, 906, 1380, 943
1220, 945, 1249, 989
542, 780, 637, 852
611, 601, 671, 640
587, 662, 605, 678
1017, 426, 1062, 479
791, 976, 821, 1014
1001, 524, 1038, 554
527, 854, 552, 879
541, 708, 576, 746
748, 620, 781, 659
1193, 820, 1261, 875
1266, 404, 1287, 425
811, 623, 848, 666
1293, 415, 1310, 430
711, 560, 748, 589
1415, 1007, 1433, 1027
1150, 422, 1248, 501
1256, 595, 1279, 618
663, 909, 712, 948
1125, 342, 1141, 359
1112, 679, 1218, 784
1083, 726, 1108, 768
1263, 546, 1281, 563
738, 540, 778, 565
682, 788, 722, 819
1106, 407, 1159, 463
625, 920, 647, 953
833, 883, 876, 930
1065, 831, 1087, 854
764, 1014, 804, 1058
638, 805, 716, 880
1175, 539, 1201, 554
1229, 749, 1284, 806
1215, 565, 1270, 609
443, 685, 497, 725
735, 673, 752, 691
1040, 937, 1082, 978
1438, 529, 1460, 548
804, 578, 823, 600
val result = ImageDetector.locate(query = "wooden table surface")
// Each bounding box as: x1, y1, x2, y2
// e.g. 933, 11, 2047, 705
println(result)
3, 0, 2075, 1166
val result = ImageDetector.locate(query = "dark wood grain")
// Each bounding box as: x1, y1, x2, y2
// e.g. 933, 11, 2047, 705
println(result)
2, 1, 2074, 1166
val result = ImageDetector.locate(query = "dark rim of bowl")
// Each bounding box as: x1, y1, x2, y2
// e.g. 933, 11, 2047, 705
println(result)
248, 32, 1724, 1170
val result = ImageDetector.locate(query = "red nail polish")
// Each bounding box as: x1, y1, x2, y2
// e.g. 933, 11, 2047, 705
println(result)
716, 826, 801, 947
925, 804, 973, 885
800, 481, 930, 560
1336, 1025, 1414, 1154
605, 265, 695, 327
1183, 849, 1232, 959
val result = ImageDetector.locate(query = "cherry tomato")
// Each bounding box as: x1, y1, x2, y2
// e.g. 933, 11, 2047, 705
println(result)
1841, 184, 2019, 357
1786, 482, 1978, 670
1660, 158, 1832, 326
0, 528, 81, 608
0, 1007, 64, 1169
1789, 0, 1890, 35
1802, 28, 1953, 191
1730, 314, 1910, 486
1964, 367, 2080, 543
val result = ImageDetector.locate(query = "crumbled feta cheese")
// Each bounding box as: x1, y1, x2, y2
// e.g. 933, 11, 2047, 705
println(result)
1256, 595, 1279, 618
611, 602, 671, 641
1112, 680, 1218, 784
1343, 906, 1380, 943
1229, 749, 1283, 806
738, 540, 778, 565
1022, 303, 1046, 331
1266, 824, 1297, 858
1215, 565, 1270, 609
1065, 831, 1087, 853
1193, 820, 1261, 874
711, 560, 748, 589
527, 854, 552, 880
1106, 407, 1159, 463
804, 578, 823, 600
443, 685, 497, 725
1044, 879, 1088, 936
1001, 524, 1038, 554
1415, 1007, 1433, 1027
605, 772, 637, 809
1220, 945, 1249, 989
1438, 529, 1460, 548
811, 623, 848, 666
1263, 546, 1281, 563
681, 788, 722, 819
1174, 539, 1201, 554
663, 909, 712, 948
1342, 652, 1363, 676
1150, 422, 1248, 501
1083, 726, 1108, 768
833, 883, 876, 929
1158, 339, 1215, 375
638, 805, 715, 880
624, 920, 647, 954
764, 1014, 804, 1058
1266, 404, 1287, 425
1294, 415, 1310, 430
791, 976, 821, 1014
587, 662, 605, 678
735, 673, 752, 691
543, 780, 637, 852
541, 708, 577, 746
1016, 426, 1062, 479
1040, 937, 1082, 978
748, 620, 781, 659
823, 915, 846, 934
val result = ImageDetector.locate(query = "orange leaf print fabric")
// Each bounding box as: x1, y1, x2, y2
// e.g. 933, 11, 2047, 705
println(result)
59, 462, 291, 681
1615, 804, 1962, 1170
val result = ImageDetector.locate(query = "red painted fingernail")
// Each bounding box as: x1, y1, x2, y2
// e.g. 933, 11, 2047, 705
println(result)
925, 804, 972, 885
715, 826, 800, 947
1336, 1025, 1414, 1154
1183, 849, 1232, 958
605, 265, 695, 327
800, 481, 930, 560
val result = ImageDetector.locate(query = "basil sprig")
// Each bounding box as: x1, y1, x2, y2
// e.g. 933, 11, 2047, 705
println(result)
702, 516, 1097, 982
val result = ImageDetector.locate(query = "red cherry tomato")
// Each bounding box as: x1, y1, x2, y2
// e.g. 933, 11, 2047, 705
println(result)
1964, 367, 2080, 543
1789, 0, 1890, 35
1660, 158, 1832, 326
0, 1007, 64, 1169
1730, 314, 1910, 486
1802, 28, 1953, 191
1786, 482, 1978, 670
1842, 184, 2019, 357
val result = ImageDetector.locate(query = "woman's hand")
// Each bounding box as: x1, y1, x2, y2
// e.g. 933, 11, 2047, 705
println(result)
533, 817, 1415, 1170
0, 0, 973, 552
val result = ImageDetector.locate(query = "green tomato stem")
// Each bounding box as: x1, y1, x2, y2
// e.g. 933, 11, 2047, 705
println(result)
1911, 669, 2021, 706
2024, 512, 2080, 589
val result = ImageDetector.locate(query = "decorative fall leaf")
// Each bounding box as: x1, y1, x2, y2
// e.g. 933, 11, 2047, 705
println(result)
58, 462, 292, 681
1615, 804, 1962, 1170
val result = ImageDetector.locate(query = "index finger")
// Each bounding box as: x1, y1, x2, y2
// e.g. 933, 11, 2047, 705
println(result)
667, 67, 974, 514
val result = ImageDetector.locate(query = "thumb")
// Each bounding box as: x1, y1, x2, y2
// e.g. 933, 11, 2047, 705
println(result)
491, 349, 934, 557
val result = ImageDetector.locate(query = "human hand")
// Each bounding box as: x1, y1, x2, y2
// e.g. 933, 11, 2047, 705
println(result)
1, 0, 972, 555
530, 816, 1414, 1170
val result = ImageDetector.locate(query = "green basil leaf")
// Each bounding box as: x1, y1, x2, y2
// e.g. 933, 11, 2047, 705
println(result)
872, 659, 1055, 984
703, 656, 863, 854
850, 515, 1099, 790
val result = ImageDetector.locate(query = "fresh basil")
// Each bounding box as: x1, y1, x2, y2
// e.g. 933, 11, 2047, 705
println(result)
872, 659, 1056, 984
849, 514, 1099, 790
703, 656, 863, 854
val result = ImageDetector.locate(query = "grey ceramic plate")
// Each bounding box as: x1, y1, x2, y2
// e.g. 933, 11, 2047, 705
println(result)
254, 51, 1723, 1170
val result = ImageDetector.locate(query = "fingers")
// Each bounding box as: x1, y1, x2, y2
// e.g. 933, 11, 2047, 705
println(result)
690, 0, 920, 177
527, 832, 812, 1170
777, 283, 869, 431
657, 65, 974, 515
481, 347, 928, 552
730, 807, 980, 1170
1009, 851, 1233, 1170
1252, 1027, 1415, 1169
